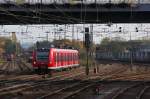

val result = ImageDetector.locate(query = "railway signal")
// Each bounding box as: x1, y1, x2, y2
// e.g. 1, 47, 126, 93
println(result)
135, 27, 138, 32
84, 27, 92, 75
119, 27, 122, 32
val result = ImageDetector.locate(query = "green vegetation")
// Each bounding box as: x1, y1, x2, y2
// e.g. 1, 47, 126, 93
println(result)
97, 37, 150, 52
0, 37, 22, 55
4, 39, 16, 54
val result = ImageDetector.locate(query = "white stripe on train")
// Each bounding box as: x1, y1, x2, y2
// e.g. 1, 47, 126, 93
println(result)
33, 64, 79, 69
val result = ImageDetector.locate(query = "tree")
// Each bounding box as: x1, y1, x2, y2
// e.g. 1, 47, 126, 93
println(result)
100, 37, 110, 46
4, 39, 16, 54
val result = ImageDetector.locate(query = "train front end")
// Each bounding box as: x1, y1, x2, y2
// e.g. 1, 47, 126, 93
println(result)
32, 48, 50, 74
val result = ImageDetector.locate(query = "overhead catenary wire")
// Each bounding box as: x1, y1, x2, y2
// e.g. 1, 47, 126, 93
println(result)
0, 0, 73, 24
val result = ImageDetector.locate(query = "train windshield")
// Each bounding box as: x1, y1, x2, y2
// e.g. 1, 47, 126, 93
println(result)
36, 51, 49, 61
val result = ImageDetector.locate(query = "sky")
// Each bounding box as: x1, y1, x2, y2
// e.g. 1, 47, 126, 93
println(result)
0, 24, 150, 48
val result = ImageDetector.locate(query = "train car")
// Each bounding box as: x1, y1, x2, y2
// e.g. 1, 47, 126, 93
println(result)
32, 48, 79, 74
96, 50, 150, 63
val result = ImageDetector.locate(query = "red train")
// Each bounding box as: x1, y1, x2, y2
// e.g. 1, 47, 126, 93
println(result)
32, 48, 79, 74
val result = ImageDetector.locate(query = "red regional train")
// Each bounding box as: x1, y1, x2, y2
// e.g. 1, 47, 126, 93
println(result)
32, 48, 79, 74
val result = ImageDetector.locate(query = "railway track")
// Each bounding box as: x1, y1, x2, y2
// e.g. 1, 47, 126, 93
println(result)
111, 82, 148, 99
0, 65, 86, 89
0, 63, 126, 98
1, 62, 149, 99
0, 62, 11, 74
35, 65, 128, 99
0, 66, 88, 97
110, 73, 150, 81
38, 80, 94, 99
138, 86, 150, 99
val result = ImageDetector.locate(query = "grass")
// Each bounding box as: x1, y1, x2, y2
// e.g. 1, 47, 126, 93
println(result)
80, 57, 94, 67
0, 58, 4, 65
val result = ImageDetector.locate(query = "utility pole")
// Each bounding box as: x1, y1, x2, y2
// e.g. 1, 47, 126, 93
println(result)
64, 24, 67, 39
129, 31, 133, 70
72, 24, 74, 42
46, 32, 49, 41
11, 32, 18, 56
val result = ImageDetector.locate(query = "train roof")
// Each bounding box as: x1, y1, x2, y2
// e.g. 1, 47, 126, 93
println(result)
36, 48, 78, 52
51, 48, 78, 52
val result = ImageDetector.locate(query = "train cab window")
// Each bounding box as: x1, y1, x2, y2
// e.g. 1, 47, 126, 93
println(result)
36, 51, 49, 61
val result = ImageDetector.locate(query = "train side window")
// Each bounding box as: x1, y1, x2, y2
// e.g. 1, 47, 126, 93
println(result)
63, 53, 66, 61
66, 53, 67, 61
62, 53, 64, 61
71, 53, 72, 61
69, 53, 70, 61
72, 53, 73, 61
60, 53, 63, 62
55, 52, 57, 63
66, 53, 68, 61
75, 54, 77, 60
57, 53, 60, 62
70, 53, 71, 61
76, 54, 77, 60
54, 52, 55, 62
74, 53, 76, 61
57, 53, 59, 62
57, 53, 58, 62
65, 53, 66, 61
68, 53, 69, 61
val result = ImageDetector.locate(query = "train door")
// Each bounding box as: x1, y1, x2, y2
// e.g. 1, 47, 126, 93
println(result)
64, 52, 66, 67
57, 52, 60, 67
73, 53, 75, 65
62, 52, 65, 67
53, 51, 56, 68
77, 52, 79, 65
75, 53, 77, 64
71, 53, 73, 65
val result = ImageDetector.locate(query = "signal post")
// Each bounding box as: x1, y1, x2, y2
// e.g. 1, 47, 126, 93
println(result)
84, 27, 92, 75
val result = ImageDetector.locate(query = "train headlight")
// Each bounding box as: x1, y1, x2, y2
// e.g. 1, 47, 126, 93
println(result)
34, 61, 36, 64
